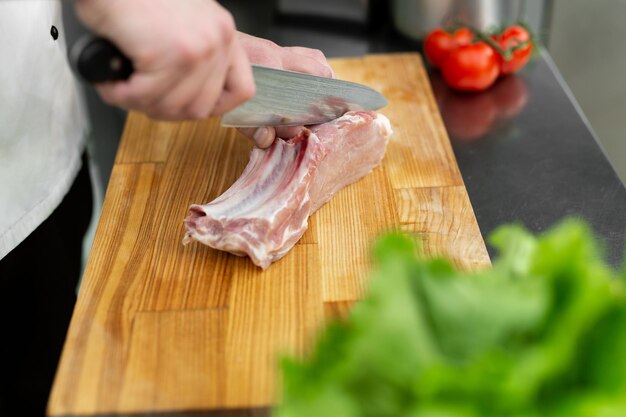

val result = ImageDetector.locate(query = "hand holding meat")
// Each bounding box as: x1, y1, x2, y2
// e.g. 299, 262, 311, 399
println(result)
236, 33, 335, 148
74, 0, 255, 120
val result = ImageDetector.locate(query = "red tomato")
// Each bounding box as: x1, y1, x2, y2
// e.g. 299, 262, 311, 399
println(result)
441, 42, 499, 92
495, 25, 533, 74
423, 27, 473, 68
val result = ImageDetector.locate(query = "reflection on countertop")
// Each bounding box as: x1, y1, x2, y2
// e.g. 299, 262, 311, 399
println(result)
430, 72, 528, 143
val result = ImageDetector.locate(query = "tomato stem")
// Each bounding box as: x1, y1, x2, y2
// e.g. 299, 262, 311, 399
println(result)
475, 32, 513, 61
437, 21, 537, 63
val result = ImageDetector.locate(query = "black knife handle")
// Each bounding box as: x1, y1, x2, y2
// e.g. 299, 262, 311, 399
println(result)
70, 35, 134, 83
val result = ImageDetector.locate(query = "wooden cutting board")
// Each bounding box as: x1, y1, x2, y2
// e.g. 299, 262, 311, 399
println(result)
49, 53, 489, 417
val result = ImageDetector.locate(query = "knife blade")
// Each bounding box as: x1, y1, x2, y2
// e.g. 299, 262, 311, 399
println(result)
70, 35, 388, 127
221, 65, 387, 127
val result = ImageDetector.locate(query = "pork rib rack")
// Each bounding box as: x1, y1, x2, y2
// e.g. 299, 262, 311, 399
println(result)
183, 111, 392, 269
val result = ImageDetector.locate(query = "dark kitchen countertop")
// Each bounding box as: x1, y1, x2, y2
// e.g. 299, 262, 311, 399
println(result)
226, 1, 626, 266
440, 51, 626, 266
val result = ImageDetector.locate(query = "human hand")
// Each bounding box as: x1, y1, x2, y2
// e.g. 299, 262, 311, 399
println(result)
236, 32, 335, 148
74, 0, 255, 120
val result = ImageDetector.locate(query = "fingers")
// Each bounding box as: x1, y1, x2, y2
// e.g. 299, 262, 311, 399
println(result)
284, 46, 327, 63
95, 50, 228, 120
95, 70, 177, 111
237, 127, 275, 148
210, 38, 256, 116
237, 32, 334, 79
233, 36, 333, 149
281, 47, 335, 78
177, 60, 228, 119
281, 55, 335, 79
237, 125, 305, 149
97, 36, 254, 120
88, 0, 249, 121
146, 56, 228, 120
237, 32, 282, 67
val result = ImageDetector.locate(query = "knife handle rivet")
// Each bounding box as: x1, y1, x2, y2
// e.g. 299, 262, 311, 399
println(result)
110, 57, 123, 72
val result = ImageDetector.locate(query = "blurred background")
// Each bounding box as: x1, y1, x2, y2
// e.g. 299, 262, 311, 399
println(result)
62, 0, 626, 247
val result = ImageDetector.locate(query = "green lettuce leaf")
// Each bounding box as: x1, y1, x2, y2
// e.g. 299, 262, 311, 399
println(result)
274, 219, 626, 417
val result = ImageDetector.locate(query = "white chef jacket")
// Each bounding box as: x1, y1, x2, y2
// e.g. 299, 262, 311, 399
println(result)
0, 1, 88, 260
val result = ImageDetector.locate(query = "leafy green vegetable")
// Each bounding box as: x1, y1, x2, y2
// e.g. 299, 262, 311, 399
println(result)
274, 219, 626, 417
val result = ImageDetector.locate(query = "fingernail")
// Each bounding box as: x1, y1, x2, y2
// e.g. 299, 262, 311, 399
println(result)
253, 127, 272, 148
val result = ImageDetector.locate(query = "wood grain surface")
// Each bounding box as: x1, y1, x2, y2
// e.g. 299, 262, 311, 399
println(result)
48, 53, 490, 417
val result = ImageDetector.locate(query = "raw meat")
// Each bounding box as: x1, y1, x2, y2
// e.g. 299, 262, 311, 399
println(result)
183, 111, 392, 269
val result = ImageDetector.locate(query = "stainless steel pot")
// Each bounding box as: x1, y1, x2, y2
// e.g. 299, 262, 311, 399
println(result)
392, 0, 526, 40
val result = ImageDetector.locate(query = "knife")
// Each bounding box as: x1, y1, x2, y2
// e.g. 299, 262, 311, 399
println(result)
69, 36, 388, 127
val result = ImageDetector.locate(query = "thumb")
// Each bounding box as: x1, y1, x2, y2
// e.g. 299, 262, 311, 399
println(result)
237, 127, 276, 148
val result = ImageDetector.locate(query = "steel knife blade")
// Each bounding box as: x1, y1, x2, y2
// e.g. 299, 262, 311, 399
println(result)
70, 35, 388, 127
221, 65, 388, 127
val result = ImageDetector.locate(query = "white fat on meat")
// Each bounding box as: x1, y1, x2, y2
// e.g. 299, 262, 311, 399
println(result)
183, 111, 392, 269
